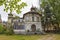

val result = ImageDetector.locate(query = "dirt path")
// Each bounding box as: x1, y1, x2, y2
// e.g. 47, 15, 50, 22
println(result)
38, 34, 55, 40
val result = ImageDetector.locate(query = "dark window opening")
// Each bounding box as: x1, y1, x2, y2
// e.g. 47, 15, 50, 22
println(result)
14, 25, 25, 30
32, 14, 34, 22
32, 16, 34, 22
37, 17, 39, 22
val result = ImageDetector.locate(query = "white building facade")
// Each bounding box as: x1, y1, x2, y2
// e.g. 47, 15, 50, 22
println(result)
8, 7, 44, 34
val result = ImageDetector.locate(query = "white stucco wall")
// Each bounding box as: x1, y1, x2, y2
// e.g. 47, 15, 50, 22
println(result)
23, 12, 43, 33
24, 13, 41, 22
24, 22, 43, 32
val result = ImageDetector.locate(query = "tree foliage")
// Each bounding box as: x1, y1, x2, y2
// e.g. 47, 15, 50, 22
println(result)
41, 0, 60, 23
0, 0, 27, 14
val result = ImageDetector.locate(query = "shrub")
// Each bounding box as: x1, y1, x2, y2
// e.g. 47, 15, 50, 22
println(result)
5, 29, 13, 35
0, 23, 14, 35
5, 25, 14, 35
0, 24, 4, 34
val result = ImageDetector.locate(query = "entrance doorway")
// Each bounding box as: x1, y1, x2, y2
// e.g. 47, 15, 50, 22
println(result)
31, 24, 36, 32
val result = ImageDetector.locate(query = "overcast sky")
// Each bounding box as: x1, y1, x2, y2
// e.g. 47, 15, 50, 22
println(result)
0, 0, 40, 21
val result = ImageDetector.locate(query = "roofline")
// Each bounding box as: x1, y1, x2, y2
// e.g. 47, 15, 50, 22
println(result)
23, 11, 42, 18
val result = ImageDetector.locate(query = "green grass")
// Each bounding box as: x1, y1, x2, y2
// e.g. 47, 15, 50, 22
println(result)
0, 34, 44, 40
0, 34, 60, 40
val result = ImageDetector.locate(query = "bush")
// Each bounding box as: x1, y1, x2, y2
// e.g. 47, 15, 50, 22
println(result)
0, 24, 4, 34
5, 29, 13, 35
5, 25, 14, 35
0, 23, 14, 35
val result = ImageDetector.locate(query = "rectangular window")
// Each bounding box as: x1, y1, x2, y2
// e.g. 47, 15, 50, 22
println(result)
37, 17, 39, 22
32, 14, 34, 22
19, 25, 25, 29
32, 16, 34, 22
14, 25, 25, 30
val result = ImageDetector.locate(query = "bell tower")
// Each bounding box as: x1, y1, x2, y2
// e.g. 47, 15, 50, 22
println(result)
30, 5, 37, 12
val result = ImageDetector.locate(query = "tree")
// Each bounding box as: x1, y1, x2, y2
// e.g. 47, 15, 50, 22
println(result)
40, 0, 60, 23
40, 0, 60, 32
0, 0, 27, 14
41, 4, 52, 31
0, 0, 27, 35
